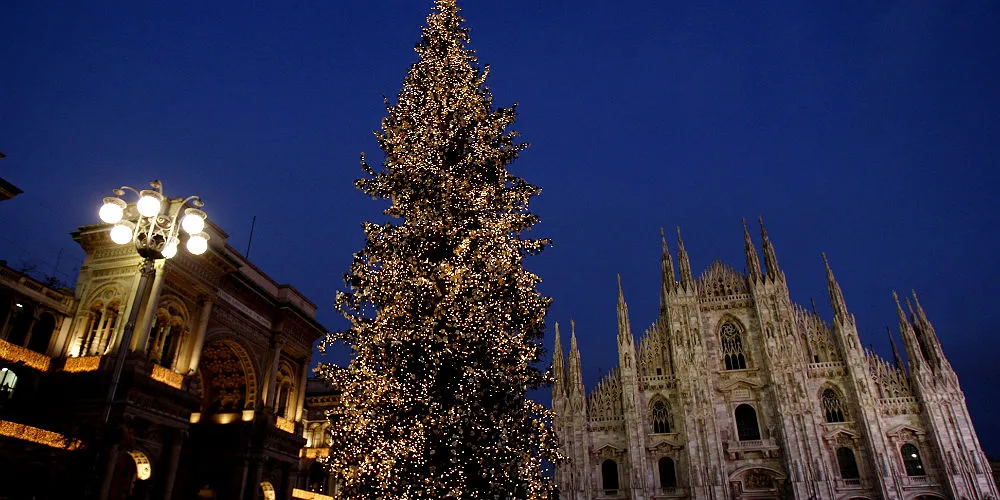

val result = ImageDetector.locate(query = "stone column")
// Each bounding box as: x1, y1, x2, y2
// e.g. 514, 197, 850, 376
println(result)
185, 299, 213, 373
264, 336, 284, 409
161, 429, 186, 500
133, 260, 166, 353
294, 359, 309, 422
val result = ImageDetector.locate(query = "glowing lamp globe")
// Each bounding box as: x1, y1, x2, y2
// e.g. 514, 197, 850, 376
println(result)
162, 238, 179, 259
136, 191, 163, 217
181, 208, 206, 234
99, 197, 126, 224
186, 232, 209, 255
110, 222, 134, 245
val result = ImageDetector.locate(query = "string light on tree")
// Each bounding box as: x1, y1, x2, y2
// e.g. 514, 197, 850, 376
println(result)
318, 1, 560, 498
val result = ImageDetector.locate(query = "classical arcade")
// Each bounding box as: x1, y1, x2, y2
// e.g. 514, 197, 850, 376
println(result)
0, 195, 326, 500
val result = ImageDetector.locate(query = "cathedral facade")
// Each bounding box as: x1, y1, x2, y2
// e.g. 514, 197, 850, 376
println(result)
552, 221, 998, 500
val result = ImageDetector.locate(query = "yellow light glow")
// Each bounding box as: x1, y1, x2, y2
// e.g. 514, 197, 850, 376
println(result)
150, 365, 183, 389
276, 416, 295, 433
0, 420, 80, 450
128, 451, 151, 480
187, 232, 209, 255
136, 192, 162, 217
292, 489, 334, 500
213, 413, 237, 424
0, 338, 51, 371
190, 412, 201, 424
110, 222, 134, 245
260, 482, 276, 500
64, 355, 101, 373
99, 197, 125, 224
242, 410, 255, 422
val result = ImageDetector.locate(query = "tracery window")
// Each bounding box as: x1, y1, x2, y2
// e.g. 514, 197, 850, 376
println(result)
822, 388, 848, 423
601, 459, 619, 494
735, 404, 760, 441
79, 301, 121, 356
901, 443, 925, 476
146, 303, 187, 369
837, 447, 860, 479
720, 322, 747, 370
650, 400, 671, 434
658, 457, 676, 489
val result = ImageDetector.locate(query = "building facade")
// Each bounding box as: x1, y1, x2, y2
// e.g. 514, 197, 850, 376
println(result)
0, 203, 326, 500
553, 222, 998, 500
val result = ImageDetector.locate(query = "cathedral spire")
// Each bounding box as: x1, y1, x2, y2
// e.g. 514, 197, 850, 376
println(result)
617, 275, 632, 345
675, 226, 694, 291
910, 291, 951, 374
567, 320, 584, 394
893, 291, 924, 373
759, 216, 782, 281
743, 218, 763, 283
552, 322, 565, 397
660, 228, 676, 313
887, 326, 905, 371
822, 253, 851, 322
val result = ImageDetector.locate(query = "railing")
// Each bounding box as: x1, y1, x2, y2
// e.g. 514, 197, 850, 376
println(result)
276, 416, 295, 433
0, 420, 81, 450
905, 475, 931, 485
727, 437, 778, 452
0, 338, 50, 371
842, 478, 862, 487
150, 365, 184, 389
64, 355, 101, 373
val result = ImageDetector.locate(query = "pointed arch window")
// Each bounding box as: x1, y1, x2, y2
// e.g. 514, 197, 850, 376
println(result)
720, 322, 747, 370
658, 457, 676, 489
734, 404, 760, 441
601, 459, 619, 494
837, 447, 860, 480
822, 388, 848, 423
650, 400, 671, 434
901, 443, 925, 476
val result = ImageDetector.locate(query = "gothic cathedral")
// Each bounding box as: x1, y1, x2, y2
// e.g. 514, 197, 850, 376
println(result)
552, 220, 998, 500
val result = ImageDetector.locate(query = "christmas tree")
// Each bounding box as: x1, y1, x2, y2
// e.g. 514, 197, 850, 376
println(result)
318, 1, 559, 498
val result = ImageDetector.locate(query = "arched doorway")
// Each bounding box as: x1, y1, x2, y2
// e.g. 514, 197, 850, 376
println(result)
107, 450, 151, 500
198, 340, 257, 416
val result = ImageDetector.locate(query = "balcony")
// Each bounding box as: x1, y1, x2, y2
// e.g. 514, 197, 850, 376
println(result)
0, 338, 50, 371
63, 355, 101, 373
725, 437, 780, 459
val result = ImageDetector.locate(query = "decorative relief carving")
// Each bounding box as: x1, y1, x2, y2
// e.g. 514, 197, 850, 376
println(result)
587, 369, 623, 422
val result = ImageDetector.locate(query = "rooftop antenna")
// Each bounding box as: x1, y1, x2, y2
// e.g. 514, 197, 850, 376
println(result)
245, 216, 257, 259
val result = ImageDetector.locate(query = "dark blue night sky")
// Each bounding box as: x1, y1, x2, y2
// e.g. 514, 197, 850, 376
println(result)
2, 2, 999, 455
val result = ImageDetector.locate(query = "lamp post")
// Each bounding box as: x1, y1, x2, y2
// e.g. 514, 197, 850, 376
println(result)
97, 179, 209, 423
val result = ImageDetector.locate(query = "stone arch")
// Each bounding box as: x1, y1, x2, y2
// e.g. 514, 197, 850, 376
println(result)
198, 339, 258, 414
647, 396, 672, 434
818, 383, 850, 423
260, 481, 276, 500
717, 315, 749, 370
26, 310, 57, 353
146, 295, 192, 368
274, 360, 297, 419
76, 283, 126, 356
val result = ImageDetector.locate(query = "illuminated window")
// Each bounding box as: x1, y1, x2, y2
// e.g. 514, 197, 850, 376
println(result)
822, 388, 848, 423
650, 400, 671, 434
735, 404, 760, 441
901, 443, 925, 476
0, 368, 17, 402
720, 322, 747, 370
837, 447, 860, 479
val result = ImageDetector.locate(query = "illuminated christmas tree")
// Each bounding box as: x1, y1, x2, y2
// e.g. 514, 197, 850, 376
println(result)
318, 1, 559, 498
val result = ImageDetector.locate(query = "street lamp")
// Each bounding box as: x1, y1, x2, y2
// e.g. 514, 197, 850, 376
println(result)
97, 180, 208, 422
